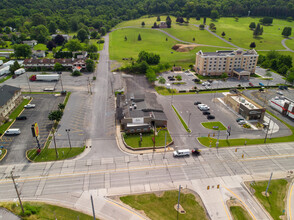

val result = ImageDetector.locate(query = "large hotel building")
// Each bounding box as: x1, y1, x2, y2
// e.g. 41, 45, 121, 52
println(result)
194, 49, 259, 79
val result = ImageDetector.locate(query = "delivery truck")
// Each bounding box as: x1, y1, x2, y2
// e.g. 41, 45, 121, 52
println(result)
30, 74, 59, 81
0, 66, 10, 76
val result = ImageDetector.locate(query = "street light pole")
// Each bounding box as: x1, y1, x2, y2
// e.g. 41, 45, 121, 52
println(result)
52, 128, 58, 159
65, 129, 72, 149
264, 117, 272, 143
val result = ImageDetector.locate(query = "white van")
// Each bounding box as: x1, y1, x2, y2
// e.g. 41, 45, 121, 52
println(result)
5, 129, 21, 135
173, 149, 190, 157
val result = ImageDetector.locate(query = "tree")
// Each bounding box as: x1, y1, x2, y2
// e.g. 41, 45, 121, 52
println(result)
253, 23, 263, 37
203, 17, 206, 24
158, 77, 166, 84
146, 68, 157, 82
54, 35, 65, 46
249, 22, 256, 29
54, 62, 63, 71
196, 16, 200, 21
260, 17, 273, 25
282, 27, 292, 37
70, 19, 79, 32
48, 110, 63, 122
193, 37, 195, 41
72, 70, 81, 76
86, 44, 98, 53
13, 44, 32, 58
31, 25, 49, 43
250, 42, 256, 48
65, 39, 82, 51
77, 29, 88, 42
9, 61, 21, 75
199, 24, 205, 30
234, 17, 239, 22
31, 13, 47, 26
286, 68, 294, 84
210, 10, 219, 20
58, 103, 65, 110
141, 21, 145, 27
100, 27, 106, 36
221, 32, 226, 37
157, 16, 161, 21
138, 34, 142, 41
86, 59, 95, 72
137, 51, 160, 65
48, 22, 57, 34
166, 16, 172, 28
0, 39, 6, 48
166, 37, 168, 41
46, 40, 56, 50
90, 31, 98, 39
125, 36, 127, 41
209, 23, 215, 29
58, 19, 69, 33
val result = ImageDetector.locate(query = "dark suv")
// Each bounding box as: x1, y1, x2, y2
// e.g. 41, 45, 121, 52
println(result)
192, 148, 201, 156
16, 116, 27, 120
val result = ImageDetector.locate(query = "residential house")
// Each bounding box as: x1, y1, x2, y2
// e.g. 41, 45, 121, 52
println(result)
0, 85, 22, 123
33, 50, 46, 58
23, 40, 38, 47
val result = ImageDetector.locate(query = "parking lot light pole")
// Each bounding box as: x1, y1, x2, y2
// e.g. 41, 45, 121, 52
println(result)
65, 129, 72, 149
52, 128, 58, 159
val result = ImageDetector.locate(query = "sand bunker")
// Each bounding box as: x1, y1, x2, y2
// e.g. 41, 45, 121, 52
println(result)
172, 44, 198, 52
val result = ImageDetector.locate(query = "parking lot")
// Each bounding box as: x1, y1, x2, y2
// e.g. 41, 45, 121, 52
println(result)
0, 94, 64, 164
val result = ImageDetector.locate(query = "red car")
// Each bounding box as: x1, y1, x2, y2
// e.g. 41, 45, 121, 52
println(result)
249, 82, 254, 87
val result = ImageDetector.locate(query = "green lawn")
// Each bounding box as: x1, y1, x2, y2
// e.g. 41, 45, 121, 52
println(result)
230, 206, 252, 220
285, 38, 294, 50
27, 136, 85, 162
172, 105, 191, 132
0, 149, 7, 161
109, 28, 234, 69
123, 129, 172, 148
0, 99, 30, 135
120, 191, 208, 220
201, 122, 226, 130
251, 179, 288, 220
0, 75, 12, 83
33, 43, 47, 51
194, 17, 294, 50
0, 201, 94, 220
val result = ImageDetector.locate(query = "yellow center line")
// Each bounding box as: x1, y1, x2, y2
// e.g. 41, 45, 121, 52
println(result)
289, 183, 294, 220
223, 186, 257, 220
219, 191, 231, 220
0, 162, 184, 184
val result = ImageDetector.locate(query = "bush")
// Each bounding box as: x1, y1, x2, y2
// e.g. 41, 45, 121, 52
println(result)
93, 76, 96, 80
179, 90, 186, 93
158, 77, 166, 84
175, 74, 182, 81
72, 70, 81, 76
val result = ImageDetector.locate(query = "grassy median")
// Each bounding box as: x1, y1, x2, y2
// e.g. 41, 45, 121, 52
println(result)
172, 105, 191, 133
201, 122, 226, 130
0, 201, 94, 220
0, 149, 7, 161
230, 206, 252, 220
250, 179, 288, 220
120, 190, 208, 220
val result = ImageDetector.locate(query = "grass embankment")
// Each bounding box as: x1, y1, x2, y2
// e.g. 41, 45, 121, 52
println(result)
0, 201, 94, 220
172, 105, 191, 132
26, 136, 85, 162
250, 179, 288, 220
120, 190, 208, 220
0, 149, 7, 161
198, 108, 294, 147
123, 129, 172, 148
201, 122, 226, 130
230, 206, 252, 220
0, 75, 12, 83
0, 99, 30, 135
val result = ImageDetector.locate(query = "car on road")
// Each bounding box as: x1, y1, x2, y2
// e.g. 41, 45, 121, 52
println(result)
202, 82, 210, 86
16, 116, 27, 120
173, 149, 190, 157
192, 148, 201, 156
194, 101, 201, 105
192, 78, 200, 82
238, 120, 246, 125
169, 78, 175, 81
207, 115, 215, 119
24, 104, 36, 109
249, 82, 254, 87
277, 91, 283, 95
208, 79, 213, 83
203, 111, 210, 115
236, 118, 244, 122
259, 82, 265, 86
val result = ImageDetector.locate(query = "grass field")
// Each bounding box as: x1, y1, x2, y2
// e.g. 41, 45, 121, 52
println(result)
109, 28, 231, 69
201, 122, 226, 130
0, 99, 30, 135
194, 17, 294, 50
0, 201, 94, 220
120, 190, 208, 220
33, 43, 47, 51
251, 179, 288, 220
285, 38, 294, 50
230, 206, 252, 220
123, 129, 172, 148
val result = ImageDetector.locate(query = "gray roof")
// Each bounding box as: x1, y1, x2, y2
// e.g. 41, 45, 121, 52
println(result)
152, 111, 168, 121
0, 85, 21, 107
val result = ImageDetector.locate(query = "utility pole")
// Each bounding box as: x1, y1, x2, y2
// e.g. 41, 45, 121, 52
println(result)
264, 117, 272, 143
90, 195, 96, 220
163, 131, 167, 159
177, 185, 182, 220
65, 129, 72, 149
11, 171, 24, 215
265, 172, 273, 196
26, 72, 31, 93
52, 128, 58, 159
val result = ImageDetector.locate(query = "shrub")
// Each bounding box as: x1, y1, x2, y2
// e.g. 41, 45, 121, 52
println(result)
93, 76, 96, 80
72, 70, 81, 76
175, 74, 182, 81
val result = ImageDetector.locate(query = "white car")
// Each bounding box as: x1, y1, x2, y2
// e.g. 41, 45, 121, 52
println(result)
277, 91, 283, 95
198, 104, 210, 111
24, 104, 36, 109
202, 82, 210, 86
238, 120, 246, 125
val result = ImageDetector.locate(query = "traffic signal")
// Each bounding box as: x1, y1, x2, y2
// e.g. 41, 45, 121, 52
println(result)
207, 186, 210, 190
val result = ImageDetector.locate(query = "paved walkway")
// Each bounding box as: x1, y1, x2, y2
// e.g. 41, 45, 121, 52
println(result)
0, 207, 20, 220
282, 37, 294, 52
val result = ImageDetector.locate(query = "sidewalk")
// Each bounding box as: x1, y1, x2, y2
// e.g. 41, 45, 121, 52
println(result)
115, 125, 174, 155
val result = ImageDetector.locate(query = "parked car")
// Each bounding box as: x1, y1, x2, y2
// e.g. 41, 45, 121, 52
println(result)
16, 116, 27, 120
24, 104, 36, 108
236, 118, 244, 122
198, 104, 210, 111
259, 82, 265, 86
249, 82, 254, 87
169, 78, 175, 81
277, 91, 283, 95
278, 85, 284, 90
208, 79, 213, 83
194, 101, 201, 105
173, 149, 190, 157
203, 111, 210, 115
192, 148, 201, 156
202, 82, 210, 86
238, 120, 246, 125
5, 129, 21, 135
207, 115, 215, 119
192, 78, 200, 82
